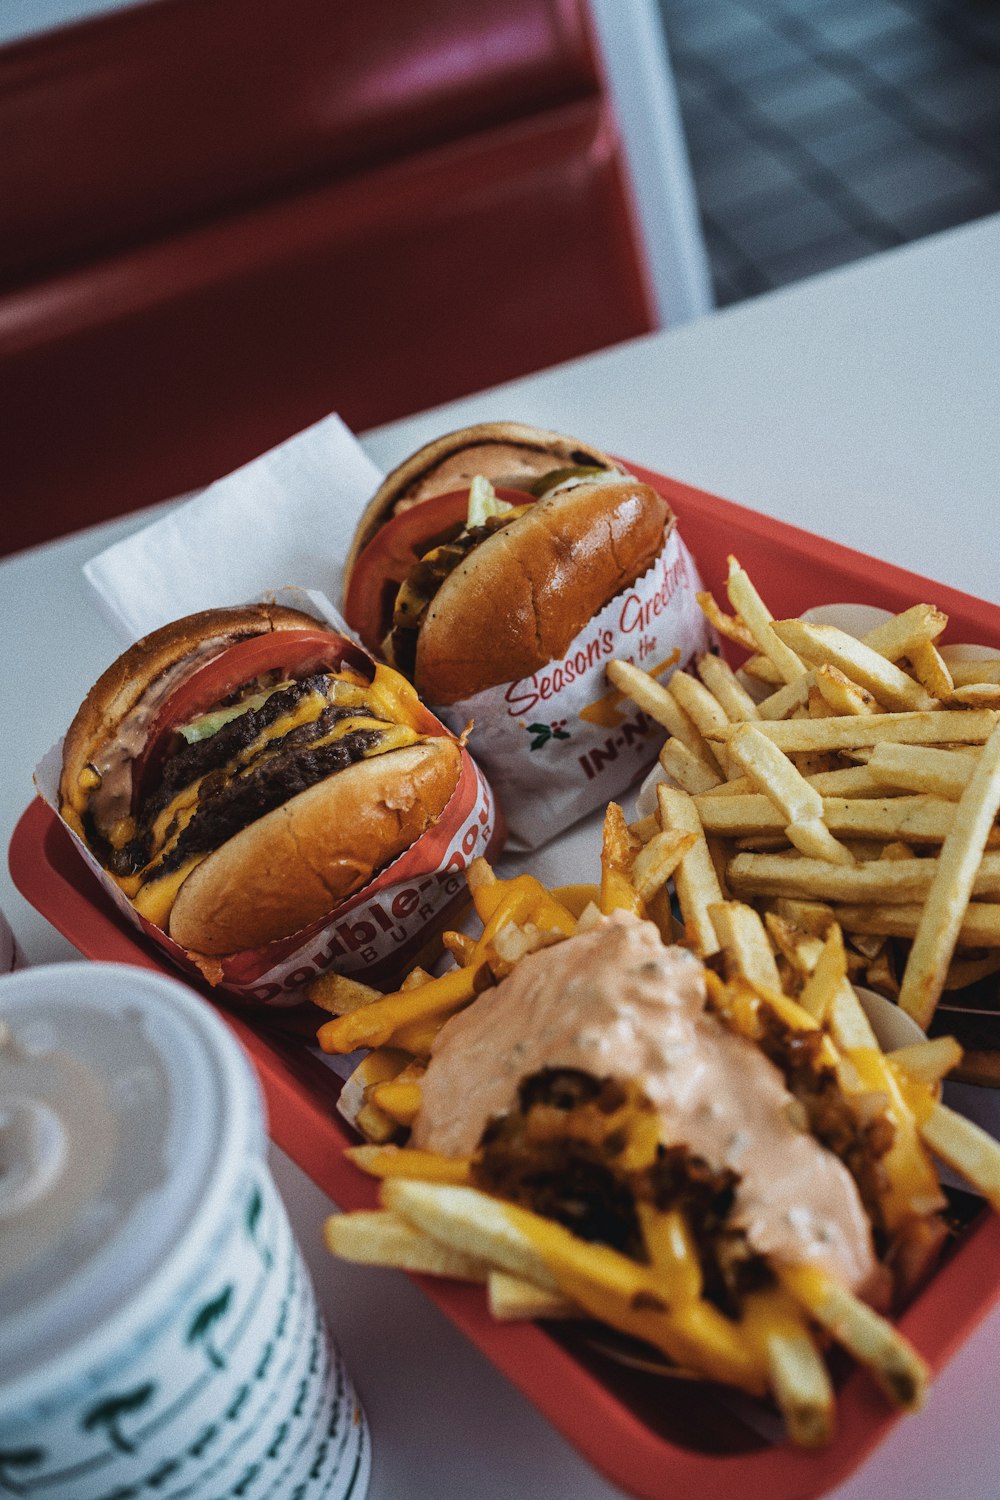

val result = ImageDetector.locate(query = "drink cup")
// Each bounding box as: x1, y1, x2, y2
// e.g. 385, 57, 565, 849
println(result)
0, 962, 370, 1500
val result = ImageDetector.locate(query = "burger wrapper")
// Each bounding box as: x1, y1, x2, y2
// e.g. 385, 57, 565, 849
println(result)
36, 607, 502, 1007
429, 523, 715, 850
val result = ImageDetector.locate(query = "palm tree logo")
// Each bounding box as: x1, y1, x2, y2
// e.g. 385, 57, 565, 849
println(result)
80, 1383, 156, 1453
186, 1284, 234, 1371
245, 1186, 272, 1269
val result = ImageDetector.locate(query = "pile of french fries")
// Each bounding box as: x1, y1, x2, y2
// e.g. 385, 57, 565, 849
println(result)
311, 824, 1000, 1449
608, 558, 1000, 1079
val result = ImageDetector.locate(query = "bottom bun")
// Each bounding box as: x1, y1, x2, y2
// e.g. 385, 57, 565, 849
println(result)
167, 738, 462, 955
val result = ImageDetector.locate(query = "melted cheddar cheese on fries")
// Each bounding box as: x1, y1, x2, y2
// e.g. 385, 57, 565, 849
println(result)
312, 804, 1000, 1449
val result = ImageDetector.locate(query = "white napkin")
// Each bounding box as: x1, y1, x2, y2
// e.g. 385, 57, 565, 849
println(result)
83, 413, 384, 644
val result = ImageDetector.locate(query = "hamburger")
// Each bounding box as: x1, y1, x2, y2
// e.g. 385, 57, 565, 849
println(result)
59, 604, 461, 956
343, 422, 671, 705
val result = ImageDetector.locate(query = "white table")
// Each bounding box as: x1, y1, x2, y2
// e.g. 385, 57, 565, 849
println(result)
3, 213, 1000, 1499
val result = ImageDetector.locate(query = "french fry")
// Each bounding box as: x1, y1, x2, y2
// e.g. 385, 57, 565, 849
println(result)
309, 971, 383, 1015
400, 965, 435, 990
898, 722, 1000, 1027
772, 620, 937, 712
863, 604, 947, 662
337, 1048, 411, 1142
697, 771, 754, 797
658, 736, 723, 795
867, 742, 977, 799
346, 1144, 472, 1183
725, 722, 855, 866
318, 965, 479, 1053
631, 829, 697, 903
950, 683, 1000, 709
803, 687, 839, 720
726, 557, 806, 685
919, 1103, 1000, 1211
325, 1209, 490, 1280
778, 1264, 929, 1410
696, 590, 757, 651
466, 855, 497, 901
708, 708, 1000, 753
384, 1179, 769, 1392
656, 784, 723, 956
607, 659, 720, 771
742, 652, 785, 685
943, 952, 1000, 990
907, 640, 954, 701
368, 1076, 423, 1126
880, 840, 918, 860
764, 911, 825, 978
887, 1037, 963, 1086
728, 851, 1000, 904
709, 901, 782, 992
831, 901, 1000, 946
382, 1179, 556, 1293
743, 1291, 835, 1449
757, 673, 814, 721
796, 924, 847, 1023
863, 947, 899, 996
628, 812, 660, 844
943, 655, 1000, 687
636, 1205, 702, 1302
804, 766, 887, 797
488, 1272, 576, 1321
774, 897, 836, 937
696, 651, 761, 722
754, 606, 945, 722
669, 669, 733, 753
442, 929, 478, 967
697, 793, 981, 847
814, 663, 879, 717
600, 802, 644, 918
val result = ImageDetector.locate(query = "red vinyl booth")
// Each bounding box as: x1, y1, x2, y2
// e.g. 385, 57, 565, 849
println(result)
0, 0, 657, 554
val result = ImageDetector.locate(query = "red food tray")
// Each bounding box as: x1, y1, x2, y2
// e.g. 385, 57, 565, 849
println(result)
11, 467, 1000, 1500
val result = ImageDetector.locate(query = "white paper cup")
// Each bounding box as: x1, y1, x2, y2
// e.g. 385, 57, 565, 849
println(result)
0, 905, 25, 974
0, 963, 370, 1500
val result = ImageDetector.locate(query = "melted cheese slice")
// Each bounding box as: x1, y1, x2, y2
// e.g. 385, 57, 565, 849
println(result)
123, 678, 424, 924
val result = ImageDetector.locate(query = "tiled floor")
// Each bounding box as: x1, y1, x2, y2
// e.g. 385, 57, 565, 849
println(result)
658, 0, 1000, 304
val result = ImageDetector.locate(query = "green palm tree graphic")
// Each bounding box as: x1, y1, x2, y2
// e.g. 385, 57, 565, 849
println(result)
80, 1384, 156, 1454
0, 1447, 46, 1496
186, 1284, 234, 1371
244, 1185, 273, 1269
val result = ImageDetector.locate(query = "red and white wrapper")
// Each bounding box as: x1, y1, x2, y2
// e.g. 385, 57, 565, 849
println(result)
431, 524, 714, 850
36, 616, 501, 1007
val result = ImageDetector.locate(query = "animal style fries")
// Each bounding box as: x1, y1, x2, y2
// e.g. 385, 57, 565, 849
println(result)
312, 830, 1000, 1450
611, 561, 1000, 1081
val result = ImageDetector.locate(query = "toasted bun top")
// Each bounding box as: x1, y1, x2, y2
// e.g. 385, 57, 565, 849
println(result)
167, 737, 462, 955
60, 604, 332, 813
343, 422, 616, 591
415, 473, 670, 703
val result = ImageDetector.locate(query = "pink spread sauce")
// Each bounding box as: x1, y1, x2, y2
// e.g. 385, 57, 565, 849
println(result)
412, 912, 879, 1295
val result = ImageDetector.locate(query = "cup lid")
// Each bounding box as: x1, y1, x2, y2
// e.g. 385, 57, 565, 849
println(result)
0, 963, 264, 1398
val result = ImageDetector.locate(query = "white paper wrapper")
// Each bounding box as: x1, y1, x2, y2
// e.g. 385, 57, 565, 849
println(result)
36, 724, 500, 1004
43, 586, 500, 1005
83, 413, 381, 643
432, 525, 714, 849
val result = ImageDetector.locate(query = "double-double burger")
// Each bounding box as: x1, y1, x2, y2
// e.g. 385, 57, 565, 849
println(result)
59, 604, 461, 957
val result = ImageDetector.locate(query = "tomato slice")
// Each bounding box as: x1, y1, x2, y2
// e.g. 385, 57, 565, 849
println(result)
132, 628, 370, 809
344, 486, 536, 653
